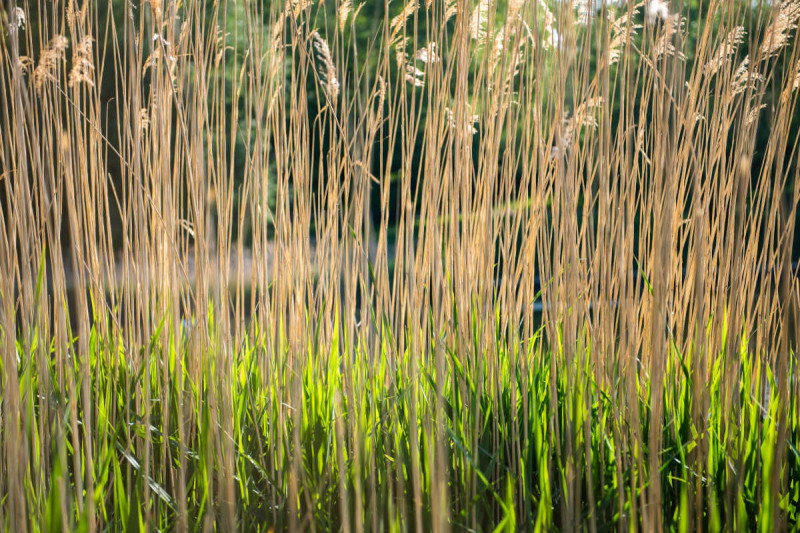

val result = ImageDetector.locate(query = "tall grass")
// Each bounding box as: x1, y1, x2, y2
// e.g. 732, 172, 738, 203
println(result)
1, 0, 799, 530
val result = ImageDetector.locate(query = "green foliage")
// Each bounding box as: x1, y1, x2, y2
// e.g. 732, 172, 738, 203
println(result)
5, 313, 798, 530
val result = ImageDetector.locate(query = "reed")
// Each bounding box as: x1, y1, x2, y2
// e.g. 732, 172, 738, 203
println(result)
0, 0, 799, 530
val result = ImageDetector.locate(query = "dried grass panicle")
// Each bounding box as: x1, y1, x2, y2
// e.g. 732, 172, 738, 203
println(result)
404, 41, 440, 88
760, 0, 800, 59
390, 0, 418, 45
575, 0, 593, 26
337, 0, 365, 32
444, 107, 480, 135
746, 103, 766, 124
66, 0, 89, 28
536, 0, 559, 49
370, 75, 387, 124
654, 14, 685, 60
705, 26, 745, 76
393, 36, 411, 71
493, 27, 507, 58
469, 0, 491, 41
139, 108, 151, 132
551, 112, 575, 158
178, 19, 191, 51
146, 0, 164, 21
338, 0, 353, 31
508, 0, 526, 18
572, 96, 604, 128
310, 31, 340, 100
732, 56, 765, 94
17, 56, 34, 74
444, 0, 459, 22
405, 63, 425, 87
607, 8, 642, 65
143, 34, 178, 80
492, 24, 528, 72
646, 0, 669, 24
290, 0, 314, 18
415, 42, 440, 64
34, 35, 69, 91
214, 25, 233, 66
8, 6, 25, 31
271, 10, 288, 51
552, 96, 604, 157
68, 35, 94, 88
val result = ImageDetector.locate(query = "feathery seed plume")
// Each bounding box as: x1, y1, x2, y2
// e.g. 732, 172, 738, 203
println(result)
390, 1, 418, 44
646, 0, 669, 25
548, 28, 561, 49
445, 107, 480, 135
66, 0, 89, 27
214, 25, 233, 66
572, 96, 604, 128
444, 0, 459, 22
69, 35, 95, 88
34, 35, 69, 91
732, 56, 764, 95
705, 26, 745, 76
469, 0, 491, 41
291, 0, 313, 18
415, 42, 440, 63
405, 64, 425, 87
395, 36, 410, 69
147, 0, 163, 21
271, 9, 287, 51
552, 113, 574, 158
746, 103, 766, 125
575, 0, 592, 26
536, 0, 559, 49
493, 27, 506, 59
140, 108, 151, 132
759, 0, 800, 59
310, 31, 340, 100
654, 14, 684, 59
144, 33, 178, 81
553, 96, 604, 157
509, 0, 526, 18
178, 19, 191, 51
338, 0, 352, 31
17, 56, 34, 73
607, 8, 641, 65
372, 75, 387, 124
9, 7, 25, 31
